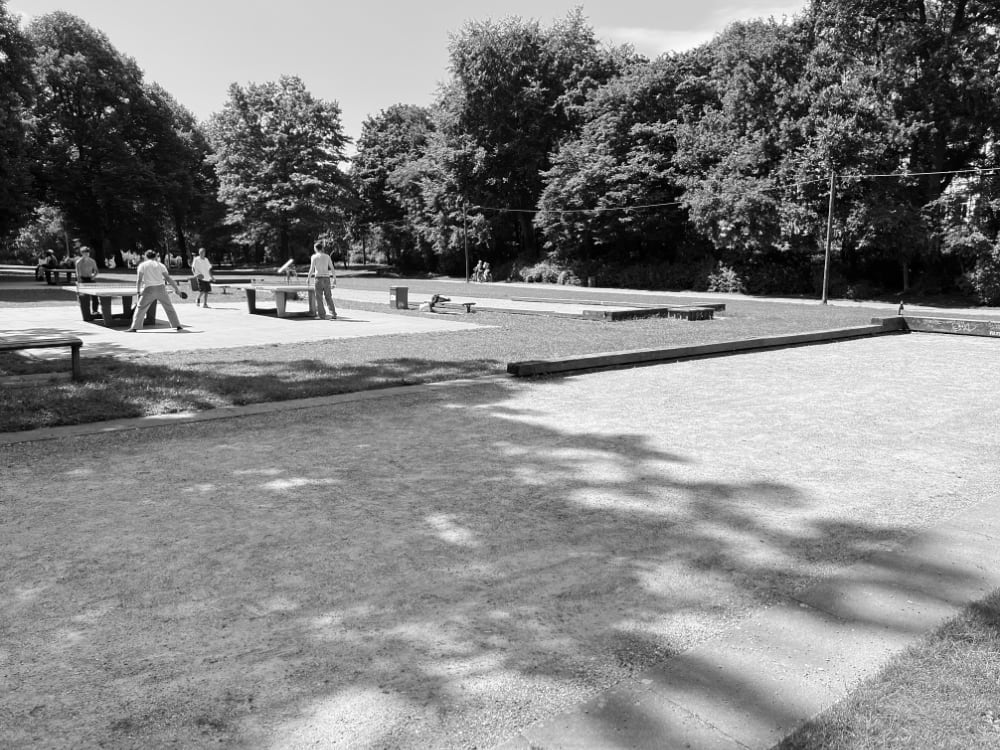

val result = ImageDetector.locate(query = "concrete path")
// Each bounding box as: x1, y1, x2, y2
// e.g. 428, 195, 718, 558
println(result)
0, 296, 484, 356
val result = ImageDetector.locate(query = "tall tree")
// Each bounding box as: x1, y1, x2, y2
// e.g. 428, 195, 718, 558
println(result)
27, 11, 190, 260
208, 76, 351, 261
0, 0, 37, 243
806, 0, 1000, 289
439, 9, 623, 261
350, 104, 434, 265
537, 52, 711, 268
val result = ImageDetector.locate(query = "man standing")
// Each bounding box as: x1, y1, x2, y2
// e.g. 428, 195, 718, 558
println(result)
75, 246, 100, 314
191, 247, 214, 308
306, 241, 337, 320
127, 250, 184, 332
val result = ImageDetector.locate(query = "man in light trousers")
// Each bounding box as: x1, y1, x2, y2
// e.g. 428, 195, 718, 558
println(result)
306, 241, 337, 320
127, 250, 184, 331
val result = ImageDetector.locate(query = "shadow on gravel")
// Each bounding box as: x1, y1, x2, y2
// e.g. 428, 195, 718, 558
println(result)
0, 355, 502, 431
3, 349, 995, 749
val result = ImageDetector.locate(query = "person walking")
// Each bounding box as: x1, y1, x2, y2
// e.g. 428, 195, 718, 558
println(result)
74, 246, 100, 314
127, 250, 184, 332
191, 247, 215, 307
306, 241, 337, 320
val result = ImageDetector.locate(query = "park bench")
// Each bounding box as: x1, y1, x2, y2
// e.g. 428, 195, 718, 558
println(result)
434, 301, 476, 313
0, 334, 83, 383
42, 267, 77, 285
423, 294, 476, 313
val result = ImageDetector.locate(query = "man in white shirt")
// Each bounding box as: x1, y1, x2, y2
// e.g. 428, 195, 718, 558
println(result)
306, 241, 337, 320
74, 246, 100, 314
191, 248, 214, 307
127, 250, 184, 331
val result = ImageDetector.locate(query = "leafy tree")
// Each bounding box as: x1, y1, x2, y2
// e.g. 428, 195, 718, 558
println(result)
140, 84, 222, 265
27, 11, 206, 263
537, 52, 711, 267
438, 9, 624, 261
208, 75, 351, 261
672, 19, 813, 271
0, 0, 37, 244
350, 104, 435, 265
806, 0, 1000, 290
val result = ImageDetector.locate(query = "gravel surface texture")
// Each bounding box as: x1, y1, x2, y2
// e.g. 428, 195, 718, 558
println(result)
3, 333, 997, 748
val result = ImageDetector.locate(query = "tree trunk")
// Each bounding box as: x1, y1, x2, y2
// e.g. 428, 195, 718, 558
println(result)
518, 212, 537, 258
173, 209, 188, 267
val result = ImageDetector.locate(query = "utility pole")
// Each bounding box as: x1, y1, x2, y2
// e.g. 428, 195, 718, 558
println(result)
821, 169, 836, 305
463, 201, 469, 283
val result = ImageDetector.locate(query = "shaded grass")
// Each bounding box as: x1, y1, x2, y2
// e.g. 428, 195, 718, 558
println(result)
0, 278, 900, 432
776, 590, 1000, 750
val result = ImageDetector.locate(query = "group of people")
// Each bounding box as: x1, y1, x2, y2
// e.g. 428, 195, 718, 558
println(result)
36, 240, 342, 330
472, 260, 492, 283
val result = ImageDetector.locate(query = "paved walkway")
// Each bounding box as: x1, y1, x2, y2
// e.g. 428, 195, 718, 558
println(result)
3, 333, 998, 749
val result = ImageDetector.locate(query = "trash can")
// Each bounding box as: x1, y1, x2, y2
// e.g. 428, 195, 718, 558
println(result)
389, 286, 408, 309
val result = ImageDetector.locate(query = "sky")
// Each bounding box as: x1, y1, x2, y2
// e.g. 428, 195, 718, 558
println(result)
10, 0, 808, 150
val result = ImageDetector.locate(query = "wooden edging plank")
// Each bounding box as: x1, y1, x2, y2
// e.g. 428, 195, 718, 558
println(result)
507, 321, 902, 377
510, 297, 727, 312
581, 306, 715, 321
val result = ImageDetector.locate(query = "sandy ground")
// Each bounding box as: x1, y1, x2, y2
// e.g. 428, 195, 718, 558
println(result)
2, 333, 998, 749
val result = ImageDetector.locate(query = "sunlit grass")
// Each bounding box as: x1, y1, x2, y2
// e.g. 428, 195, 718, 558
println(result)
776, 590, 1000, 750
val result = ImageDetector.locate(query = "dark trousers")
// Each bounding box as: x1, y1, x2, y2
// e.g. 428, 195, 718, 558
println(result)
79, 278, 99, 312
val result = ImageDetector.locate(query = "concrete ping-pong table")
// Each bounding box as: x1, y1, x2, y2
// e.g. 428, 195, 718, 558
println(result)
224, 282, 319, 318
63, 285, 158, 328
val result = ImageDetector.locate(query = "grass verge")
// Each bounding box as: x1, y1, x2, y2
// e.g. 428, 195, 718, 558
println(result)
776, 590, 1000, 750
1, 280, 895, 433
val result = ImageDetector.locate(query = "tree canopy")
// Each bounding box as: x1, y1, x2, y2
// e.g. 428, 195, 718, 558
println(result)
209, 75, 351, 261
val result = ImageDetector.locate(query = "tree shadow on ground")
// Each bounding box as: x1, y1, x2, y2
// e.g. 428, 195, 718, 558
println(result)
3, 360, 996, 749
0, 353, 502, 431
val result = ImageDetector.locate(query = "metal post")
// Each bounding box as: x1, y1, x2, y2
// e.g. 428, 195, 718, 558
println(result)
463, 201, 469, 283
821, 170, 836, 304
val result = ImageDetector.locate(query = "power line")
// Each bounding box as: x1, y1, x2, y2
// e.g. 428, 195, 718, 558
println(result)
464, 165, 999, 216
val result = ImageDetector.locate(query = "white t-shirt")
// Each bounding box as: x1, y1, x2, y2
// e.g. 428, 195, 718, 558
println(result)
192, 256, 213, 279
136, 259, 169, 287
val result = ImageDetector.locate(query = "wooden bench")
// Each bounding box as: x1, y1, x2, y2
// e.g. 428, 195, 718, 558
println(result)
43, 267, 77, 285
0, 334, 83, 382
433, 301, 476, 313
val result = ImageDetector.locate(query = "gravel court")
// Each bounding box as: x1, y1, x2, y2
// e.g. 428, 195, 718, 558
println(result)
1, 333, 998, 749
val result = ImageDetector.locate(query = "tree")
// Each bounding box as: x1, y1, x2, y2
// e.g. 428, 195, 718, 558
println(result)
0, 0, 37, 243
208, 76, 351, 261
350, 104, 435, 265
806, 0, 1000, 290
438, 9, 624, 261
27, 11, 201, 263
537, 52, 711, 269
672, 19, 814, 273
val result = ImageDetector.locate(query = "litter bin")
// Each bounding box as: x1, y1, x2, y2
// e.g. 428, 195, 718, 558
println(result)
389, 286, 408, 309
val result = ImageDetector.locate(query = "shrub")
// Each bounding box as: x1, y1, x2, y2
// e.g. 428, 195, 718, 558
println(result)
966, 243, 1000, 305
707, 263, 746, 294
518, 260, 563, 283
557, 269, 581, 286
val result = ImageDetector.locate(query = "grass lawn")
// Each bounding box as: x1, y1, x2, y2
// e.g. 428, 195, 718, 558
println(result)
776, 589, 1000, 750
0, 275, 894, 432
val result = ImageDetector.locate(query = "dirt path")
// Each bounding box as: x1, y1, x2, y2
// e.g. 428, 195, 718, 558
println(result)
2, 333, 998, 749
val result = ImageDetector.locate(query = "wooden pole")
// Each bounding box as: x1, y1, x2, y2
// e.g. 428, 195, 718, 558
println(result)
821, 170, 836, 304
